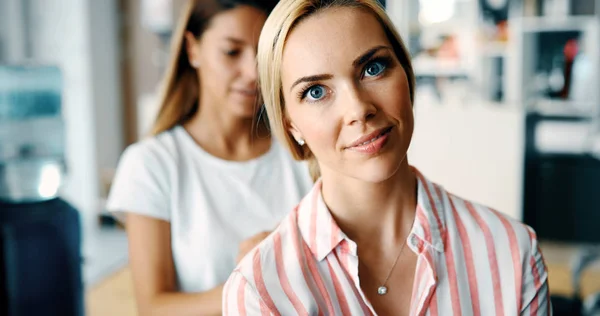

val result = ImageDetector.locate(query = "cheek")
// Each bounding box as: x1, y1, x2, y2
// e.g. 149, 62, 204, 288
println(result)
200, 59, 234, 91
291, 107, 339, 155
305, 124, 332, 147
378, 74, 412, 122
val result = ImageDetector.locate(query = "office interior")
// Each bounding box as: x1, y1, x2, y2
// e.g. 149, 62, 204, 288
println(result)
0, 0, 599, 315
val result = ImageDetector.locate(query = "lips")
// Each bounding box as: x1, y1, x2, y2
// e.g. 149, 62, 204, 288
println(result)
346, 126, 393, 149
235, 89, 257, 97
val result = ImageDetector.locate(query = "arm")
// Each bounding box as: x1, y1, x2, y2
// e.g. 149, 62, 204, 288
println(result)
222, 271, 275, 316
126, 213, 224, 316
520, 229, 552, 316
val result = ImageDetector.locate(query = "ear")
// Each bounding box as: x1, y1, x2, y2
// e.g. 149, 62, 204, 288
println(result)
184, 31, 201, 68
287, 120, 304, 145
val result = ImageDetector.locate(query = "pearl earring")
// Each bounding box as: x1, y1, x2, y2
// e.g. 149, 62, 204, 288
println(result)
296, 138, 305, 146
191, 60, 200, 68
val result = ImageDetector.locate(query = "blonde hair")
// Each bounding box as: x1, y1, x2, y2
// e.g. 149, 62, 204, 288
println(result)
257, 0, 415, 181
151, 0, 278, 136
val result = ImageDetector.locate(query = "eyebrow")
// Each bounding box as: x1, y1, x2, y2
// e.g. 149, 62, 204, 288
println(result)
290, 74, 333, 92
225, 37, 245, 44
289, 45, 391, 92
353, 45, 390, 67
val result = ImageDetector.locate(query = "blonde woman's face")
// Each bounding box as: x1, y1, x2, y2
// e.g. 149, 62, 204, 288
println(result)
281, 7, 414, 183
188, 5, 267, 118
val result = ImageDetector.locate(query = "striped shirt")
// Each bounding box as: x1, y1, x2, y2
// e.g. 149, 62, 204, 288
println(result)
223, 169, 551, 315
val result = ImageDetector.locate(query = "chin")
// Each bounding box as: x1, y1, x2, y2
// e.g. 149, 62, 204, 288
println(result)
230, 104, 260, 119
346, 158, 403, 184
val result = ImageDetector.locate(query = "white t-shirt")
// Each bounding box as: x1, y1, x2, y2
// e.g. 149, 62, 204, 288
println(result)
106, 125, 313, 292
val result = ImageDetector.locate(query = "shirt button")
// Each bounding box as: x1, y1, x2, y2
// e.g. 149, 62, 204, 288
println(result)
410, 234, 419, 245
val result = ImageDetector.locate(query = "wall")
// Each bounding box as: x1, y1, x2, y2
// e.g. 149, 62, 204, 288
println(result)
88, 0, 125, 187
24, 0, 99, 258
10, 0, 125, 258
0, 0, 27, 61
122, 0, 166, 142
386, 0, 411, 43
408, 98, 525, 220
0, 0, 8, 60
121, 0, 189, 141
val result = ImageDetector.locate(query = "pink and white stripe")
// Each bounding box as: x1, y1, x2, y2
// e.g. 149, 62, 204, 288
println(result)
223, 168, 551, 315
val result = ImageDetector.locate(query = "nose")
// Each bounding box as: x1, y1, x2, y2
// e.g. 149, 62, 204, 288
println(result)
342, 83, 376, 126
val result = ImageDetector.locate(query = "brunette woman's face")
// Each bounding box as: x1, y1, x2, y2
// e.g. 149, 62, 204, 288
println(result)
186, 5, 267, 119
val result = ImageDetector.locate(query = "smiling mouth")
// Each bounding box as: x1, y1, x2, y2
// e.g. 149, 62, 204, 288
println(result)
346, 126, 393, 149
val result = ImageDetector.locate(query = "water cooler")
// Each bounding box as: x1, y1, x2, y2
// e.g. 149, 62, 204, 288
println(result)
0, 65, 83, 316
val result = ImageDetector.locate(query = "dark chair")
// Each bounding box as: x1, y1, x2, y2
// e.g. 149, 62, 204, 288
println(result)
0, 198, 84, 316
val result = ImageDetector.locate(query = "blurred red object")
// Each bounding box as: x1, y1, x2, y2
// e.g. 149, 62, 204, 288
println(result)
561, 39, 579, 98
564, 39, 579, 62
496, 20, 509, 42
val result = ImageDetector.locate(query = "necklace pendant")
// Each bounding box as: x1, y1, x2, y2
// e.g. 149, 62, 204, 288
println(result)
377, 286, 388, 295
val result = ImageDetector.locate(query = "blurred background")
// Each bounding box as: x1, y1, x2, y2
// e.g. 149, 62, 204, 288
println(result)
0, 0, 599, 315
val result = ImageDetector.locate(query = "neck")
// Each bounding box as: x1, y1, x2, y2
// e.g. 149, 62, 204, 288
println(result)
321, 159, 417, 247
184, 96, 270, 160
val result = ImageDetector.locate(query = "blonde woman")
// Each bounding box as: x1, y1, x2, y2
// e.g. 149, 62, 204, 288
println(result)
223, 0, 551, 315
106, 0, 312, 315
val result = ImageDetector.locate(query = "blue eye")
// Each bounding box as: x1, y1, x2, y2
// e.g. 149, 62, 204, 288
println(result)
304, 85, 326, 101
364, 60, 386, 77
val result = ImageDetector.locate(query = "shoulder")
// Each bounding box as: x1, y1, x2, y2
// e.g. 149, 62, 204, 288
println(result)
107, 129, 184, 220
118, 128, 182, 169
125, 128, 180, 158
109, 129, 182, 198
439, 189, 549, 312
444, 191, 539, 261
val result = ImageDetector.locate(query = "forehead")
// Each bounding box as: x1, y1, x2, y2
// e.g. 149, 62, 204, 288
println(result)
281, 7, 390, 83
203, 6, 266, 43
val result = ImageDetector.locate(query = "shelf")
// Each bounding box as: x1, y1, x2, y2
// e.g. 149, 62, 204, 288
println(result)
412, 57, 469, 78
480, 41, 508, 57
517, 15, 598, 32
527, 99, 599, 118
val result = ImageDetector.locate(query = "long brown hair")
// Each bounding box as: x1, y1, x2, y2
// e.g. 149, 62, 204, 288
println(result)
151, 0, 279, 136
257, 0, 415, 181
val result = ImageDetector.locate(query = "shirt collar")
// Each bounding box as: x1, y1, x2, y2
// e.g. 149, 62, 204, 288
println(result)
413, 168, 446, 253
296, 180, 351, 261
297, 168, 447, 261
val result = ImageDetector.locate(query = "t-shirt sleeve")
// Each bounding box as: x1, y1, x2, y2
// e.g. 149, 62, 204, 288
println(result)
106, 142, 171, 222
